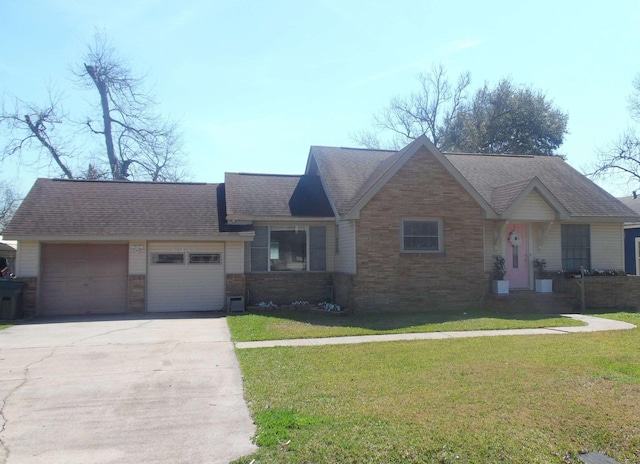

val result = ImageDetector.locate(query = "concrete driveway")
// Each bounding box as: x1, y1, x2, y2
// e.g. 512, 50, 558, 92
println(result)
0, 314, 257, 464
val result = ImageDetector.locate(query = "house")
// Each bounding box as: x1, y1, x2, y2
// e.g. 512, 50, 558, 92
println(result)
4, 135, 638, 316
617, 193, 640, 275
0, 239, 17, 276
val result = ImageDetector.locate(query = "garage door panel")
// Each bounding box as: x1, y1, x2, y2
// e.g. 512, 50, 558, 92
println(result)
147, 242, 225, 312
40, 244, 128, 316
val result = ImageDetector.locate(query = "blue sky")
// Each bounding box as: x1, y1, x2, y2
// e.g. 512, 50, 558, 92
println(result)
2, 0, 640, 196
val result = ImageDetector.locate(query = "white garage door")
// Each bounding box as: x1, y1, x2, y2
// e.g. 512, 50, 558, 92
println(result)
147, 242, 225, 312
40, 243, 129, 316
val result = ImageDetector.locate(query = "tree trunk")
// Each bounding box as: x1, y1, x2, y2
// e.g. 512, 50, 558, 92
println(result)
85, 64, 124, 180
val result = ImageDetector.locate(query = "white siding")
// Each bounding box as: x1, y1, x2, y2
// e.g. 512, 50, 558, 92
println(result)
591, 223, 624, 269
483, 221, 499, 271
530, 223, 562, 270
128, 241, 147, 275
325, 223, 335, 272
225, 242, 244, 274
510, 191, 556, 221
147, 241, 225, 312
16, 240, 39, 277
334, 220, 357, 274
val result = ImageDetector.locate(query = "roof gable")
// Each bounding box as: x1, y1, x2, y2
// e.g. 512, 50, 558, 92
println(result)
308, 135, 496, 219
493, 177, 569, 219
446, 153, 638, 220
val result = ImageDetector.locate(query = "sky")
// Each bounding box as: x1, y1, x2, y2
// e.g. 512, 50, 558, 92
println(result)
2, 0, 640, 198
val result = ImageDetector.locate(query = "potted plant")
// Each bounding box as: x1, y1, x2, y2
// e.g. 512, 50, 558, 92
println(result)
533, 258, 553, 293
492, 255, 509, 294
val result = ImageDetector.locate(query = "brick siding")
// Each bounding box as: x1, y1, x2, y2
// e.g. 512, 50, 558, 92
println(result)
352, 147, 487, 312
332, 272, 354, 308
226, 273, 246, 299
127, 275, 145, 313
16, 276, 37, 317
245, 272, 332, 305
553, 275, 640, 310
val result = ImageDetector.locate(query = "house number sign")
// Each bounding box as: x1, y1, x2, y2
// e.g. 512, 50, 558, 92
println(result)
509, 230, 523, 268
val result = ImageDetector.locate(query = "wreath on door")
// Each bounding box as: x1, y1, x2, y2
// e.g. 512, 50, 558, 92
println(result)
509, 230, 523, 247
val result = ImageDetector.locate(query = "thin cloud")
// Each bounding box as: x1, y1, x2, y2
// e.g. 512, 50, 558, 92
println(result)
438, 38, 485, 55
351, 60, 424, 88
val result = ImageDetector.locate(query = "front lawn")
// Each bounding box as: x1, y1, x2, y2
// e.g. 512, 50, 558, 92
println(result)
232, 312, 640, 463
227, 310, 584, 342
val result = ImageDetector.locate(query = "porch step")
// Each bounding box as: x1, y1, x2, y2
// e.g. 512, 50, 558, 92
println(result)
486, 290, 577, 313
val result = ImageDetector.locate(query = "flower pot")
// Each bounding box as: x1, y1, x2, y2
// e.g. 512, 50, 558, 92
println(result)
492, 279, 509, 294
535, 279, 553, 293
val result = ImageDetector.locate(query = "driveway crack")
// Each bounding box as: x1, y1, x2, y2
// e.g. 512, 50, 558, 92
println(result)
71, 320, 153, 346
0, 347, 57, 463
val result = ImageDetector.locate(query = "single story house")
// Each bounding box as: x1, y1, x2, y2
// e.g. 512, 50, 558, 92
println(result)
0, 239, 17, 276
4, 135, 638, 316
618, 193, 640, 275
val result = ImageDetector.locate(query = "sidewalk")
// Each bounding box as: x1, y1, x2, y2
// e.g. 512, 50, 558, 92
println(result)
235, 314, 636, 349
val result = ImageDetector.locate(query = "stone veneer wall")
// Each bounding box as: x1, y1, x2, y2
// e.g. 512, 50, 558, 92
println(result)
553, 275, 640, 310
127, 275, 145, 313
245, 272, 332, 306
352, 147, 487, 312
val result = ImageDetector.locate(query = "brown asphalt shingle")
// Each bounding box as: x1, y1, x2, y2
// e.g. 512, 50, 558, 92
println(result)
309, 143, 637, 219
309, 146, 396, 215
445, 153, 638, 218
3, 179, 223, 237
225, 173, 333, 219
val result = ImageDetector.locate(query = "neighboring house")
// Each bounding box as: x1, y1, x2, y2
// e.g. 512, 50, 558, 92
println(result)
4, 135, 638, 316
618, 193, 640, 275
0, 239, 17, 276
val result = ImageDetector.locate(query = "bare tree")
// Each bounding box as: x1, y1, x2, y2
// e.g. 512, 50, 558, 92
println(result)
0, 31, 187, 182
353, 64, 470, 149
0, 93, 74, 179
590, 73, 640, 189
0, 183, 21, 231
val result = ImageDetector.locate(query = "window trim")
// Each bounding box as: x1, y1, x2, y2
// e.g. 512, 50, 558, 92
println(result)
151, 252, 185, 264
189, 253, 221, 264
250, 225, 327, 272
400, 218, 444, 253
561, 223, 591, 271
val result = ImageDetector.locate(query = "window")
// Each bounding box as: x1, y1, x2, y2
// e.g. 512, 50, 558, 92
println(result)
309, 226, 327, 271
189, 253, 221, 264
151, 253, 184, 264
250, 225, 327, 272
561, 224, 590, 271
251, 226, 269, 272
401, 219, 443, 253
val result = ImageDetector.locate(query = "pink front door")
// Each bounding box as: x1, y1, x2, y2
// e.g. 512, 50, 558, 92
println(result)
505, 224, 529, 289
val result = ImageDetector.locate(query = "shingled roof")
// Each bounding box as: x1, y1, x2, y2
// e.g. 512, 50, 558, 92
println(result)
306, 138, 638, 220
308, 146, 397, 215
445, 153, 638, 219
3, 178, 236, 239
224, 173, 334, 220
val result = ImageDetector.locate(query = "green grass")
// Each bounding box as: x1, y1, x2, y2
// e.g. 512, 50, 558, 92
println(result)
0, 322, 12, 330
227, 310, 585, 342
232, 312, 640, 463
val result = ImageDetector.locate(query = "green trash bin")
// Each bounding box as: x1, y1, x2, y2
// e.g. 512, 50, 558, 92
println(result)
0, 280, 25, 320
